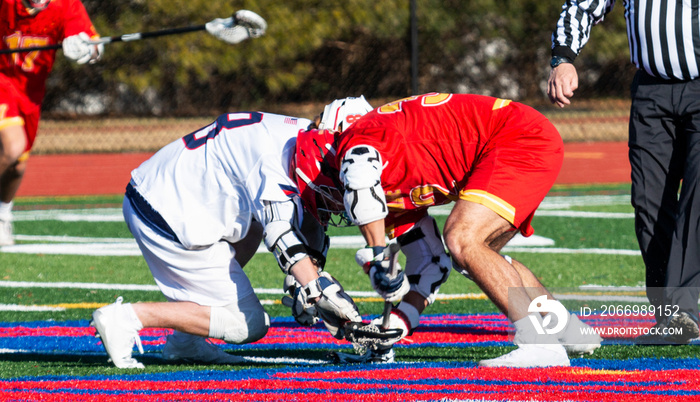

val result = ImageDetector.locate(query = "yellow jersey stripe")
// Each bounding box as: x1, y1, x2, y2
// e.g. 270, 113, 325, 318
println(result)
459, 189, 516, 224
0, 116, 24, 131
492, 98, 512, 110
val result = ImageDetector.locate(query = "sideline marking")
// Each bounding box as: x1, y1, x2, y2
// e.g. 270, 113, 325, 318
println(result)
5, 197, 631, 257
13, 196, 632, 222
534, 210, 633, 219
0, 304, 64, 312
13, 208, 123, 222
503, 246, 640, 256
0, 233, 559, 256
0, 242, 641, 257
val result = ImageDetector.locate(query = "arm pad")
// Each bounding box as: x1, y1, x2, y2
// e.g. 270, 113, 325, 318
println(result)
263, 199, 314, 274
340, 145, 387, 225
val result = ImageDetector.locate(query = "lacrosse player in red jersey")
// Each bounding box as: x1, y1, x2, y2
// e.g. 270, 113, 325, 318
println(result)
91, 97, 373, 369
0, 0, 102, 245
296, 93, 603, 367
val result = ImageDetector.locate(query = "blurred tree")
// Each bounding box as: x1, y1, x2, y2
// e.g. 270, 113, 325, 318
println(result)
43, 0, 632, 116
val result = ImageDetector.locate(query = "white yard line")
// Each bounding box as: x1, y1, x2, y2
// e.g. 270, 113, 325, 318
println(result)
534, 210, 633, 219
14, 194, 633, 222
0, 232, 564, 256
0, 196, 641, 312
0, 241, 640, 257
13, 208, 124, 222
502, 246, 640, 256
0, 304, 64, 312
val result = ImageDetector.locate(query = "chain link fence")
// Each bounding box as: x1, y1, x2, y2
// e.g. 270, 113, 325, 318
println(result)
32, 0, 634, 154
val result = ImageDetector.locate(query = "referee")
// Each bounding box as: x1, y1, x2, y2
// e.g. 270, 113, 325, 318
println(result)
547, 0, 700, 345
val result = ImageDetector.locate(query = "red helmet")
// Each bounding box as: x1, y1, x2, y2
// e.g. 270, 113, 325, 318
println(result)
22, 0, 51, 13
292, 129, 350, 227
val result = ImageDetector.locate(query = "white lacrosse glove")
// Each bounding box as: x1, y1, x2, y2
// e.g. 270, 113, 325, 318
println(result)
282, 275, 318, 327
356, 245, 410, 303
62, 32, 103, 64
282, 272, 362, 339
312, 272, 362, 339
205, 10, 267, 45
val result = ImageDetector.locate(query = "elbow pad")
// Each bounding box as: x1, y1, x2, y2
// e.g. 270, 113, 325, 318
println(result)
340, 145, 388, 226
263, 199, 311, 274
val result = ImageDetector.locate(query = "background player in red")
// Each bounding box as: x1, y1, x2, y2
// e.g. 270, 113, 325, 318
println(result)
297, 93, 603, 367
0, 0, 102, 245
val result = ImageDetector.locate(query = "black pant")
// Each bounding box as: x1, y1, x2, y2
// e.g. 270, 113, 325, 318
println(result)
629, 70, 700, 324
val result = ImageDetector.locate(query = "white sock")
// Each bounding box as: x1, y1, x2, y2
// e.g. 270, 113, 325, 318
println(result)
397, 301, 421, 329
513, 315, 559, 345
0, 202, 13, 220
122, 303, 144, 330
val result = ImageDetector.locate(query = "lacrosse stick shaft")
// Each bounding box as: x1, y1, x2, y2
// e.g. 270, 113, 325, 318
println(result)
381, 300, 392, 329
97, 25, 206, 44
0, 23, 207, 54
380, 242, 401, 329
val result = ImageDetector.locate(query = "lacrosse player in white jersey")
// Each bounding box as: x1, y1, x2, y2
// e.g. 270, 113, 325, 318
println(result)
90, 97, 373, 369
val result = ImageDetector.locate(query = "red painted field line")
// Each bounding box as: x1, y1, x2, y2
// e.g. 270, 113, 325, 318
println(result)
15, 142, 631, 198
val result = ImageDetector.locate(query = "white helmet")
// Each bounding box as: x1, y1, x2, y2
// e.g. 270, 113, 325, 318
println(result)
318, 95, 373, 133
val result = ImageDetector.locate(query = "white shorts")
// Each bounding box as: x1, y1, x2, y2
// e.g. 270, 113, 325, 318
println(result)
123, 197, 256, 307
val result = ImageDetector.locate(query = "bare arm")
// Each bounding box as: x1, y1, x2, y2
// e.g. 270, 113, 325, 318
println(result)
358, 219, 387, 273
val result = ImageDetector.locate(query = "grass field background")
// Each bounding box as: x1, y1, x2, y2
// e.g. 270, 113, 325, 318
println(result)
1, 183, 699, 401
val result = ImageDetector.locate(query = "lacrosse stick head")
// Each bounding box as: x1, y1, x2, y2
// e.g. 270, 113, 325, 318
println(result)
343, 321, 404, 353
205, 10, 267, 44
292, 129, 349, 227
233, 10, 267, 38
22, 0, 51, 13
318, 96, 373, 133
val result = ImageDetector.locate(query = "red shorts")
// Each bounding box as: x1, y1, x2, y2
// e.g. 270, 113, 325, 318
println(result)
459, 116, 564, 236
0, 75, 41, 152
386, 114, 563, 238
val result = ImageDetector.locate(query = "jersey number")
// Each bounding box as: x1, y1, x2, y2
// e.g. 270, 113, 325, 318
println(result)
378, 93, 452, 114
4, 33, 50, 72
182, 112, 263, 150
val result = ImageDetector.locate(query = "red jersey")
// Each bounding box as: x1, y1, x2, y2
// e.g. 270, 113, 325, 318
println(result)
0, 0, 98, 105
336, 93, 564, 238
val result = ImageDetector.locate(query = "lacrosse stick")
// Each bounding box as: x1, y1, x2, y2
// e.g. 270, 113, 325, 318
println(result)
328, 243, 404, 364
341, 242, 404, 348
0, 10, 266, 54
380, 242, 401, 329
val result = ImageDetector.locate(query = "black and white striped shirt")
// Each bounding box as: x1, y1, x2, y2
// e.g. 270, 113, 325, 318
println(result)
552, 0, 700, 81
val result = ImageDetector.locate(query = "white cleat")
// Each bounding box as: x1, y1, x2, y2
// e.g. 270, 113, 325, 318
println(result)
558, 314, 603, 355
0, 217, 14, 246
162, 332, 245, 364
91, 296, 145, 369
478, 344, 571, 368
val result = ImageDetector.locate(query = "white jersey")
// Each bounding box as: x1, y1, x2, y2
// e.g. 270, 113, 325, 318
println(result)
130, 112, 312, 249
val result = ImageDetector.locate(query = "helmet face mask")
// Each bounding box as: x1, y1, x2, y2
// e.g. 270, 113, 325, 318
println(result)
22, 0, 51, 13
314, 185, 352, 227
293, 129, 352, 227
